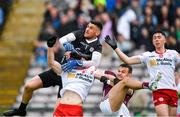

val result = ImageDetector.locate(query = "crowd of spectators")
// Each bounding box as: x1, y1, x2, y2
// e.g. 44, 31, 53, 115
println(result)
0, 0, 178, 116
0, 0, 13, 34
31, 0, 180, 116
0, 0, 179, 116
33, 0, 180, 68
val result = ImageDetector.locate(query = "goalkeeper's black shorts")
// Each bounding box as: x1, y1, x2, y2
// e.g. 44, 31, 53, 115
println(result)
39, 69, 62, 98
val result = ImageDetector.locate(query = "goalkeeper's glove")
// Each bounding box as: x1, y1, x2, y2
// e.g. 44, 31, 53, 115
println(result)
105, 35, 117, 50
61, 59, 83, 72
47, 36, 57, 47
63, 42, 75, 52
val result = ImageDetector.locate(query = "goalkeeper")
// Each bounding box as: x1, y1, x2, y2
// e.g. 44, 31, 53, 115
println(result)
48, 20, 102, 116
3, 20, 102, 116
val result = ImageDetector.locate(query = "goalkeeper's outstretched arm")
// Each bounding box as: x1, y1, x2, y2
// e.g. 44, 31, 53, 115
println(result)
47, 37, 62, 75
47, 48, 62, 75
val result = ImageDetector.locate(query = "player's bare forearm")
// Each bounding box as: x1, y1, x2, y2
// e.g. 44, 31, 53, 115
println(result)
51, 61, 62, 75
47, 48, 62, 75
115, 48, 141, 64
94, 70, 115, 85
47, 48, 55, 66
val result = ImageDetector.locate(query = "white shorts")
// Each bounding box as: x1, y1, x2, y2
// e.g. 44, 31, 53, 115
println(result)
99, 98, 131, 117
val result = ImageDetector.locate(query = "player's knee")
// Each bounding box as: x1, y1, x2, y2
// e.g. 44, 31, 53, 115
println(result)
111, 106, 120, 112
120, 78, 129, 86
24, 83, 34, 92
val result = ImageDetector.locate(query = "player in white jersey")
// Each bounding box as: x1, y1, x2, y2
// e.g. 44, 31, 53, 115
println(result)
47, 20, 102, 116
105, 30, 180, 116
175, 68, 180, 116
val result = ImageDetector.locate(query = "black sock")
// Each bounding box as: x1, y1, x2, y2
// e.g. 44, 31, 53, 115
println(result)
18, 102, 27, 111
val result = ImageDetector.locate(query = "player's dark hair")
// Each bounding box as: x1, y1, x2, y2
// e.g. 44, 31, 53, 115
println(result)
120, 63, 132, 74
152, 30, 167, 38
90, 20, 103, 31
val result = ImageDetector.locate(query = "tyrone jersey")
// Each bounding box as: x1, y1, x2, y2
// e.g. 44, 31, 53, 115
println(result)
60, 66, 95, 102
138, 49, 180, 90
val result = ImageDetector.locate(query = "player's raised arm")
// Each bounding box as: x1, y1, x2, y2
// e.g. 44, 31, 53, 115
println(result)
47, 36, 62, 75
105, 35, 141, 65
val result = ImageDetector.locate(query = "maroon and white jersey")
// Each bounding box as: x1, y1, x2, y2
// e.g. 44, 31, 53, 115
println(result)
138, 49, 180, 90
101, 71, 134, 106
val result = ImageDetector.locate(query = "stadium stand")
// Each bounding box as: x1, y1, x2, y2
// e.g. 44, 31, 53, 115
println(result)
0, 0, 180, 116
0, 0, 45, 115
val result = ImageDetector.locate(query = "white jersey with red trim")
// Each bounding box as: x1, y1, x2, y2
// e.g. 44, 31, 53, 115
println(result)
60, 66, 95, 102
138, 49, 180, 90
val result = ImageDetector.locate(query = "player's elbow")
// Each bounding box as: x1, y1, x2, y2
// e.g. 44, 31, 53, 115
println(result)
47, 59, 54, 67
48, 62, 52, 67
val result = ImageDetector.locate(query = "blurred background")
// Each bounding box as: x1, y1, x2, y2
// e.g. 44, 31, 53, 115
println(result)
0, 0, 180, 116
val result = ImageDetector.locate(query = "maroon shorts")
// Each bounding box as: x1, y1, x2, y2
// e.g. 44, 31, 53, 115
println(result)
53, 103, 83, 117
153, 89, 178, 107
